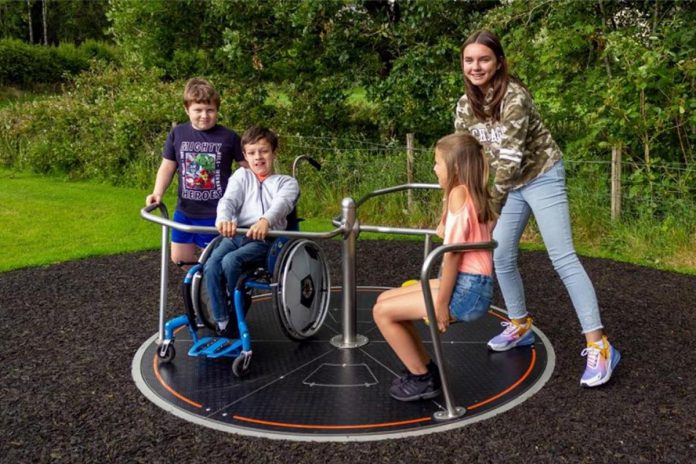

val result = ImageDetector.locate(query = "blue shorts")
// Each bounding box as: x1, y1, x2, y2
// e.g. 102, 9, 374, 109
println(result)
171, 210, 218, 249
449, 273, 494, 322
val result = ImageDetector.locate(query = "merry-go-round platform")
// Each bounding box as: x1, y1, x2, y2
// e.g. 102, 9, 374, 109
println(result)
133, 287, 554, 442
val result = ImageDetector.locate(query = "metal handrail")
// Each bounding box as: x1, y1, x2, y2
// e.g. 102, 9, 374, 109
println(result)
419, 240, 498, 420
331, 183, 442, 260
141, 203, 342, 240
332, 182, 440, 227
140, 202, 342, 345
354, 182, 440, 208
142, 187, 497, 422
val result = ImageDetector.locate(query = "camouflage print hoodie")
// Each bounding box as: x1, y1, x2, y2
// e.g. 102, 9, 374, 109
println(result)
454, 81, 562, 212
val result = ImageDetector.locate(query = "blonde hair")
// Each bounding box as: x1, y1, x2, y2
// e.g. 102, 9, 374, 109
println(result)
435, 133, 496, 223
183, 77, 220, 109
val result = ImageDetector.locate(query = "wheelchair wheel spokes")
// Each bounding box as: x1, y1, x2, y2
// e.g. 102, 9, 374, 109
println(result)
273, 239, 330, 340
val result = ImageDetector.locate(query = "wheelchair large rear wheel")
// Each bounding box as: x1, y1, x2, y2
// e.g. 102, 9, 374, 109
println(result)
192, 272, 253, 331
272, 239, 330, 340
191, 272, 217, 330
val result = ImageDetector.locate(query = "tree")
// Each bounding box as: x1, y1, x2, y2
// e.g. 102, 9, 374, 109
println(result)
41, 0, 46, 45
26, 0, 32, 43
0, 0, 27, 40
1, 0, 108, 44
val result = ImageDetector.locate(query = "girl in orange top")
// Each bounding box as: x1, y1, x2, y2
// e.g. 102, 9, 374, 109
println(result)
373, 133, 497, 402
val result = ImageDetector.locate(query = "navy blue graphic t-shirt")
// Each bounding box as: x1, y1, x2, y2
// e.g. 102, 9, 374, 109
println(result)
163, 123, 243, 218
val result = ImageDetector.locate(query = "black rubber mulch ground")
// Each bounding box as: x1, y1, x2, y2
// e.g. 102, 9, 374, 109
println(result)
1, 240, 695, 463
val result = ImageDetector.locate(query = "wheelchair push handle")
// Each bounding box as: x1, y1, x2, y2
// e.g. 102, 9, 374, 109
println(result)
292, 155, 321, 178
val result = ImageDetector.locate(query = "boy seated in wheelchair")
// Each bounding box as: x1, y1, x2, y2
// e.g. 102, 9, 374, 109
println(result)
204, 126, 299, 337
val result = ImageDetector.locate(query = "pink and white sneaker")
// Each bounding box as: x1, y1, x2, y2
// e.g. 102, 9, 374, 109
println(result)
487, 317, 535, 351
580, 336, 621, 387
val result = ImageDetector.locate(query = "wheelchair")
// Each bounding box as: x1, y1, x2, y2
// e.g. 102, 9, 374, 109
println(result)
156, 175, 331, 378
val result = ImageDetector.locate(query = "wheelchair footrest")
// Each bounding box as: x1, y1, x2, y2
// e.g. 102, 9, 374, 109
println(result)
188, 337, 242, 359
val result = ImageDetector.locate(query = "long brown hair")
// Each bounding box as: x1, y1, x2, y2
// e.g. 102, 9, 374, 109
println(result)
436, 133, 496, 224
460, 30, 510, 123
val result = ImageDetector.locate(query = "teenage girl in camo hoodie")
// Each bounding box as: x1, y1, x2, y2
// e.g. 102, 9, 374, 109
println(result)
455, 30, 620, 387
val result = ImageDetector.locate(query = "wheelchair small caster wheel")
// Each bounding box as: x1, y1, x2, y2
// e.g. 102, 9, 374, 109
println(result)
232, 353, 251, 378
157, 343, 176, 363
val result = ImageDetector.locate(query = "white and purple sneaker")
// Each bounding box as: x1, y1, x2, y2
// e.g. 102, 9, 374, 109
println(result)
580, 336, 621, 387
487, 317, 535, 351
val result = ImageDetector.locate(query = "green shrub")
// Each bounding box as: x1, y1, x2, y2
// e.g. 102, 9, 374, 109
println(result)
78, 39, 120, 63
0, 39, 117, 87
0, 65, 179, 184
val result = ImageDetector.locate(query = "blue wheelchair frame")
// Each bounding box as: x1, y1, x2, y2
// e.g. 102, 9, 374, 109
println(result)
162, 236, 290, 357
157, 215, 330, 377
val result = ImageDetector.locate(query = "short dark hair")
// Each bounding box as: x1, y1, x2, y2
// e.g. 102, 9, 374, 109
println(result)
241, 126, 279, 152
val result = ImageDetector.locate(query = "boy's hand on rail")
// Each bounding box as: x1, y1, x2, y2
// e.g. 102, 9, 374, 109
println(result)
218, 221, 237, 238
247, 218, 269, 240
145, 193, 161, 206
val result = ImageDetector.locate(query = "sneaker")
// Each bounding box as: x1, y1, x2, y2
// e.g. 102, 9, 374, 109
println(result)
391, 360, 440, 387
487, 317, 535, 351
391, 369, 410, 387
580, 336, 621, 387
389, 371, 441, 402
215, 320, 239, 339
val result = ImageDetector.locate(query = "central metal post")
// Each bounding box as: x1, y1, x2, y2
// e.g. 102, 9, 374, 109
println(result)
331, 197, 368, 348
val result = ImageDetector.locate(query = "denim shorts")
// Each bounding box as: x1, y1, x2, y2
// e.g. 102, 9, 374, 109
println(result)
171, 210, 217, 248
449, 273, 494, 322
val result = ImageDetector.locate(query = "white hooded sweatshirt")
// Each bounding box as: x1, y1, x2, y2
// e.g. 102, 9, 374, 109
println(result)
215, 167, 299, 230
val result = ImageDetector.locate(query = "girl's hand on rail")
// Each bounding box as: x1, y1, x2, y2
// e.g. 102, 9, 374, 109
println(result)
436, 222, 445, 239
218, 221, 237, 238
435, 302, 451, 333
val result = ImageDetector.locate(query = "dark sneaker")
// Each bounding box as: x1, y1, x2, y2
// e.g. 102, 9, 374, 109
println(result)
391, 360, 440, 387
391, 370, 410, 387
389, 371, 441, 402
215, 321, 239, 339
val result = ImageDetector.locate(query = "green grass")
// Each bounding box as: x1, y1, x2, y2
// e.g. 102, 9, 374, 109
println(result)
0, 168, 361, 272
0, 168, 175, 272
2, 168, 694, 275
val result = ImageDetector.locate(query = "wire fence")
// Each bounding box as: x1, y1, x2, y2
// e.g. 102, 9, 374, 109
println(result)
281, 134, 696, 220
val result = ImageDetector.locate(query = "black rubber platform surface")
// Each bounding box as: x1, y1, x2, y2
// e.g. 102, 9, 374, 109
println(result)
1, 240, 695, 462
135, 289, 550, 440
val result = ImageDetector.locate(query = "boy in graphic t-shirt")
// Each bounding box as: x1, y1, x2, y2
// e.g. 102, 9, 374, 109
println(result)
145, 78, 246, 268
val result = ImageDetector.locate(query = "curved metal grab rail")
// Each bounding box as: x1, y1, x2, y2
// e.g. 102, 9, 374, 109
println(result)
332, 182, 440, 228
141, 202, 342, 345
354, 182, 440, 209
141, 203, 342, 240
419, 240, 498, 420
330, 183, 442, 261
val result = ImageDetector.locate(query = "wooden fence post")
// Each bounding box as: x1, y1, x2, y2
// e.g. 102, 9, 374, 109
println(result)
406, 133, 414, 210
611, 143, 622, 221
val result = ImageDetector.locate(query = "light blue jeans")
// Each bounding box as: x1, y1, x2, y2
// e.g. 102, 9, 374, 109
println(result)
492, 160, 603, 333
